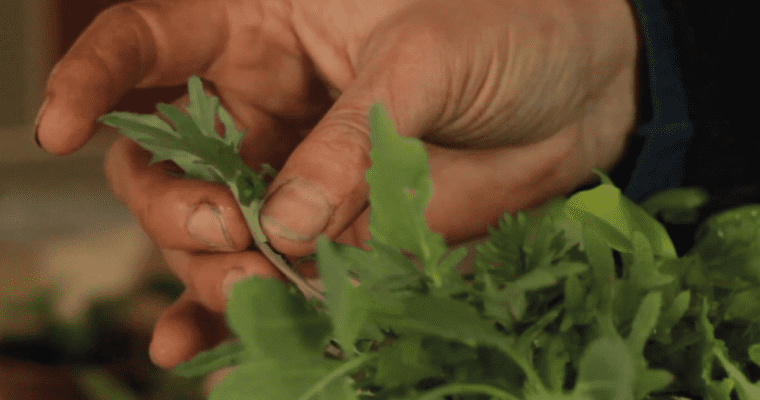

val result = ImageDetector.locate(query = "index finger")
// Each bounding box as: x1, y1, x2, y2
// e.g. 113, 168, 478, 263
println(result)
36, 0, 228, 155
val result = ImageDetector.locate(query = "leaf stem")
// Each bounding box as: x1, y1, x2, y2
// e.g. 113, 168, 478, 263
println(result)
415, 383, 522, 400
230, 184, 325, 301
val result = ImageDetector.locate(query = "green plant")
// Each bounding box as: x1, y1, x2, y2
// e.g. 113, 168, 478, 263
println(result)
100, 76, 760, 400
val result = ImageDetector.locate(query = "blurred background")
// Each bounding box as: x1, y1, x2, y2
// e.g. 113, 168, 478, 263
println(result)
1, 1, 203, 398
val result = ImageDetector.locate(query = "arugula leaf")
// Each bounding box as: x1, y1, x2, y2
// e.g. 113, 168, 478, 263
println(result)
315, 238, 370, 352
226, 277, 331, 360
209, 356, 362, 400
639, 187, 708, 224
573, 335, 636, 400
563, 170, 677, 259
366, 104, 448, 284
690, 204, 760, 285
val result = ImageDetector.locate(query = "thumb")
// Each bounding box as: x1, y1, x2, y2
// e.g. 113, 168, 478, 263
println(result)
259, 42, 448, 256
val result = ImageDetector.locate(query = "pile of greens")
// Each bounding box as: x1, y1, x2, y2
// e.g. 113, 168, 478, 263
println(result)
100, 76, 760, 400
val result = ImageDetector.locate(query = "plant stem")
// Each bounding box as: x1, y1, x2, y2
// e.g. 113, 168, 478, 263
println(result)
230, 183, 325, 301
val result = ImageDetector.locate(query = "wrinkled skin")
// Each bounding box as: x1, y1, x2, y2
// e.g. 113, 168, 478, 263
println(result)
36, 0, 638, 368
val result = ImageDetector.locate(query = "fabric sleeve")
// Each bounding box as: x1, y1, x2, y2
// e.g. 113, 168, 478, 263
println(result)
620, 0, 693, 202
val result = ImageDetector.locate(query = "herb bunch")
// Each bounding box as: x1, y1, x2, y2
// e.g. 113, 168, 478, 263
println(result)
101, 76, 760, 400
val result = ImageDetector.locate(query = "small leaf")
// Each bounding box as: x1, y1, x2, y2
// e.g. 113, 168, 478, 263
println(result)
639, 187, 709, 224
575, 335, 636, 400
655, 290, 691, 340
541, 335, 570, 392
724, 288, 760, 322
174, 340, 248, 377
226, 277, 332, 360
209, 356, 356, 400
514, 308, 562, 363
713, 346, 760, 400
216, 104, 246, 150
366, 103, 447, 275
186, 75, 219, 138
316, 237, 372, 351
633, 369, 674, 397
564, 274, 585, 311
749, 344, 760, 368
563, 170, 676, 258
374, 334, 442, 387
583, 225, 616, 317
626, 291, 662, 355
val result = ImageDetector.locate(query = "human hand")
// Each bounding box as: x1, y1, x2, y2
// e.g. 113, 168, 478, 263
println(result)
36, 0, 639, 368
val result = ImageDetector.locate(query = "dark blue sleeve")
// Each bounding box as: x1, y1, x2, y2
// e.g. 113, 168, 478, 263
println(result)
623, 0, 693, 202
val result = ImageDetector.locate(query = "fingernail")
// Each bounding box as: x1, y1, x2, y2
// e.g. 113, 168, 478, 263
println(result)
187, 203, 234, 250
260, 180, 332, 242
34, 97, 49, 148
222, 269, 250, 300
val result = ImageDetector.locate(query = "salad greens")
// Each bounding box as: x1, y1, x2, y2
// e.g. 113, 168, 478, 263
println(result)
100, 76, 760, 400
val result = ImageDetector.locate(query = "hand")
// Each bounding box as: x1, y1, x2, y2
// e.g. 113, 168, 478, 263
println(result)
36, 0, 639, 368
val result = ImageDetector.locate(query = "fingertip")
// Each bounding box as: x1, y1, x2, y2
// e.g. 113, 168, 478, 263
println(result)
34, 90, 98, 155
149, 296, 229, 369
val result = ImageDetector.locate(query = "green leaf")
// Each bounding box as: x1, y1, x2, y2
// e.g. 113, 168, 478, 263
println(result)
574, 335, 636, 400
713, 346, 760, 400
629, 231, 675, 290
582, 225, 616, 320
174, 340, 248, 378
639, 187, 709, 224
540, 335, 570, 392
316, 237, 374, 351
373, 334, 443, 387
514, 308, 562, 364
563, 170, 676, 258
724, 288, 760, 322
366, 103, 447, 278
513, 263, 588, 292
99, 75, 268, 205
692, 204, 760, 284
705, 378, 735, 400
564, 274, 585, 311
226, 277, 332, 360
209, 355, 361, 400
693, 296, 759, 400
626, 291, 662, 355
633, 369, 674, 398
475, 211, 528, 277
186, 75, 219, 139
749, 343, 760, 368
367, 291, 544, 389
655, 290, 691, 342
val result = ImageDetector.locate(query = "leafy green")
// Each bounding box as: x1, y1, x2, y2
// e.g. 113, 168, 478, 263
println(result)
99, 75, 760, 400
366, 104, 448, 284
99, 76, 322, 300
562, 171, 677, 258
639, 187, 709, 224
173, 340, 247, 378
